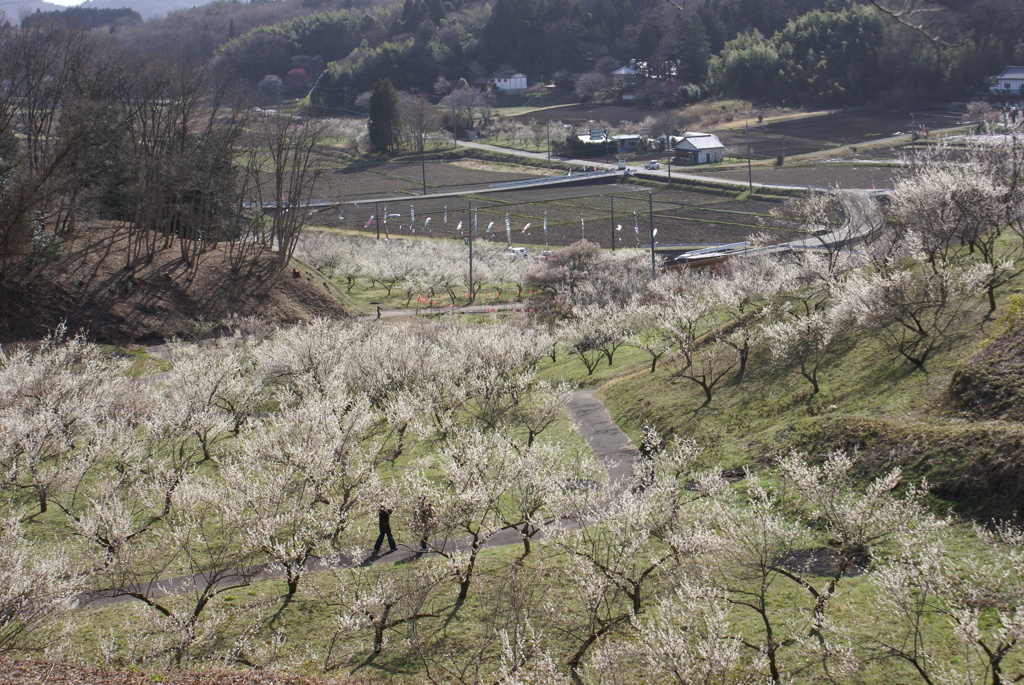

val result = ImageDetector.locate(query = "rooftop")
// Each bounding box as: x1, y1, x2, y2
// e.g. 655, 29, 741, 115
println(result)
675, 132, 724, 150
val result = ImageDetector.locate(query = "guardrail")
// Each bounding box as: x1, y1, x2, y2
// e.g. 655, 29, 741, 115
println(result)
488, 169, 623, 190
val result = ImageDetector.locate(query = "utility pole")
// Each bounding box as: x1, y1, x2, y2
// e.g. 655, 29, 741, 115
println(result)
420, 135, 427, 195
910, 112, 916, 167
546, 120, 551, 169
467, 202, 474, 302
649, 191, 656, 277
375, 201, 380, 240
610, 195, 615, 252
746, 122, 753, 193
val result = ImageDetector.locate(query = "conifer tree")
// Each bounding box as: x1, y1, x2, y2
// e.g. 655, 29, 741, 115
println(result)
368, 77, 400, 153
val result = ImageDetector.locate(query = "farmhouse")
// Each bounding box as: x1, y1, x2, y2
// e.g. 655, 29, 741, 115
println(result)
611, 134, 643, 153
990, 66, 1024, 95
673, 132, 725, 164
492, 71, 528, 93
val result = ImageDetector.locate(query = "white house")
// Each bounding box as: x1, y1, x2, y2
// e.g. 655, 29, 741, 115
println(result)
990, 67, 1024, 95
673, 132, 725, 164
611, 134, 643, 153
492, 71, 528, 93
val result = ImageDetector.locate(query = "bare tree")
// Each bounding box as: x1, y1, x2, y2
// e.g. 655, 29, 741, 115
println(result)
440, 85, 492, 137
111, 49, 254, 273
0, 24, 101, 278
575, 72, 608, 102
400, 93, 441, 153
251, 113, 330, 269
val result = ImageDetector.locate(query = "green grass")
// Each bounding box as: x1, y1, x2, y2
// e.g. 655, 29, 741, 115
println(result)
49, 486, 1013, 684
56, 543, 563, 679
100, 345, 172, 378
596, 278, 1024, 517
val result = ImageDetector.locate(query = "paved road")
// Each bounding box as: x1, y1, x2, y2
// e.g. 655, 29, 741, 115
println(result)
82, 389, 639, 606
566, 389, 636, 487
459, 124, 970, 192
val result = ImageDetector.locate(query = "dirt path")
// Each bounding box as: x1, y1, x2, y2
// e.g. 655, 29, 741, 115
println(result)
82, 389, 639, 607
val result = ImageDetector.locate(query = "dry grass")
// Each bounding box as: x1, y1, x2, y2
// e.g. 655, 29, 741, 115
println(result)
0, 224, 350, 346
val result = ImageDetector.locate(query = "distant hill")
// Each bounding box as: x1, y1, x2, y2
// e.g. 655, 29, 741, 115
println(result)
0, 1, 66, 24
0, 0, 218, 22
19, 4, 142, 29
75, 0, 215, 19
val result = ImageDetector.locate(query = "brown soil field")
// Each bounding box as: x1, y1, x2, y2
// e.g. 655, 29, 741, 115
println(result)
513, 104, 965, 160
508, 103, 668, 125
0, 225, 350, 346
303, 107, 972, 246
715, 107, 964, 158
697, 162, 903, 190
307, 158, 534, 203
325, 159, 531, 199
315, 180, 799, 249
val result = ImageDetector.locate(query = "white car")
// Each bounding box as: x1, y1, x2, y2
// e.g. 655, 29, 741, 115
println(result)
643, 160, 660, 170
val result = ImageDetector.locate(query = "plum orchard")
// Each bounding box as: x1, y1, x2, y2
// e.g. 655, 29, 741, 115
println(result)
4, 134, 1024, 681
295, 235, 539, 304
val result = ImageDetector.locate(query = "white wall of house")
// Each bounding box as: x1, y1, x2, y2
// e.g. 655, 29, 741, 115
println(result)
494, 74, 528, 92
990, 67, 1024, 94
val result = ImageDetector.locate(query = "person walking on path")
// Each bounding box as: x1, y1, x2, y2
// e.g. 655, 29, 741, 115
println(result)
415, 497, 436, 551
374, 503, 397, 554
635, 425, 663, 492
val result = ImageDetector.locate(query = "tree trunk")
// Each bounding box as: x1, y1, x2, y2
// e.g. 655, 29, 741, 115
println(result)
521, 525, 532, 556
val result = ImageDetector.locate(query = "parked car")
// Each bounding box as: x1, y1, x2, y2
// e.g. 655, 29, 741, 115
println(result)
643, 160, 660, 170
507, 247, 528, 258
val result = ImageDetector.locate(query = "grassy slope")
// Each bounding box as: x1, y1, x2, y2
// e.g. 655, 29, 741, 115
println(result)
595, 283, 1024, 519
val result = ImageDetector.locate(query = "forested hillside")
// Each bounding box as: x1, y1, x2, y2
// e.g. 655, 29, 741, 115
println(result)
23, 0, 1017, 111
173, 0, 1024, 110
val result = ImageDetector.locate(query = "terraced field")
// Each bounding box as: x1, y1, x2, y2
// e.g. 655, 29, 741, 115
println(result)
314, 179, 798, 249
